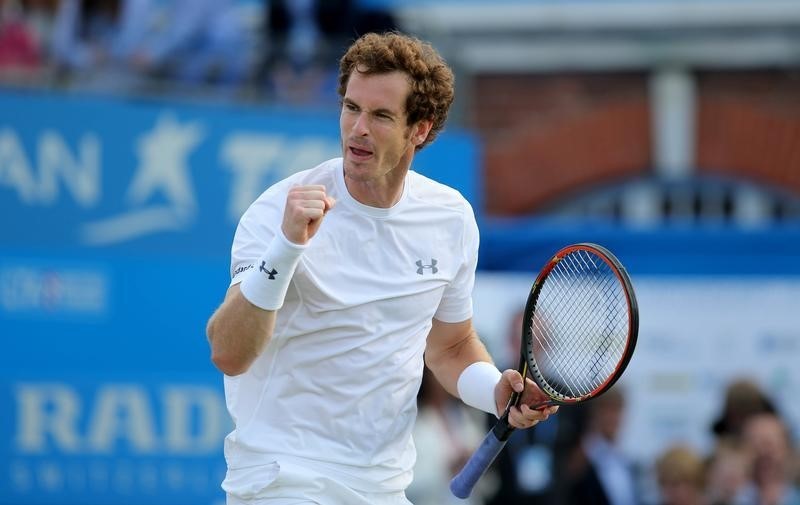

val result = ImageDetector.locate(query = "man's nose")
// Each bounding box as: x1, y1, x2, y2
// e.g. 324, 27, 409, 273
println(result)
352, 112, 369, 136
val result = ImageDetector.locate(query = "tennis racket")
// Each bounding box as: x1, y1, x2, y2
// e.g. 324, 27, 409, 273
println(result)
450, 242, 639, 499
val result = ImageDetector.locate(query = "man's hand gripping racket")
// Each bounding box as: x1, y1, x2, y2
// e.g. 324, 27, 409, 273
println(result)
450, 243, 639, 499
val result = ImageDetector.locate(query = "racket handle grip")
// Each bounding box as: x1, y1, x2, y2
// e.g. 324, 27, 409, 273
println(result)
449, 430, 507, 499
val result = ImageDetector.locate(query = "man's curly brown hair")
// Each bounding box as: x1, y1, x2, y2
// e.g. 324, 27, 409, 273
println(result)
337, 32, 455, 151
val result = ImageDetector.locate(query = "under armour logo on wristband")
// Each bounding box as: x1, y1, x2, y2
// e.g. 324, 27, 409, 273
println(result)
260, 261, 278, 279
416, 259, 438, 275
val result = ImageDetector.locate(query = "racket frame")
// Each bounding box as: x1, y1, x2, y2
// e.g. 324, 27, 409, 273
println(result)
523, 242, 639, 405
450, 242, 639, 499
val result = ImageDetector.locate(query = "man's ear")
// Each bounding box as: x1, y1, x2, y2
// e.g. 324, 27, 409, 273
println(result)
412, 119, 433, 146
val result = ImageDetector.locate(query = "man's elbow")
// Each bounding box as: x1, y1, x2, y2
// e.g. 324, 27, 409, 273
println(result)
207, 322, 253, 376
210, 350, 251, 376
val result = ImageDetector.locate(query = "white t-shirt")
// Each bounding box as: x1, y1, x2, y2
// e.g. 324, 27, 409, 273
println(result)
222, 158, 480, 496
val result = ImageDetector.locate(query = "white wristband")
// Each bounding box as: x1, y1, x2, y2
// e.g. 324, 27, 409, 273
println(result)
457, 361, 503, 417
240, 231, 307, 310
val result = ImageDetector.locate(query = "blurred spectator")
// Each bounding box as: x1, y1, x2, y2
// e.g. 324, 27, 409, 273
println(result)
406, 367, 492, 505
706, 441, 753, 505
51, 0, 150, 90
259, 0, 397, 103
705, 378, 780, 505
51, 0, 252, 94
0, 1, 40, 73
564, 387, 639, 505
735, 412, 800, 505
51, 0, 123, 73
654, 445, 706, 505
0, 0, 51, 80
129, 0, 252, 90
20, 0, 56, 44
711, 378, 776, 445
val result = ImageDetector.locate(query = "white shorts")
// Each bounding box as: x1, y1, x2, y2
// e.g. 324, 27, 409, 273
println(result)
224, 460, 413, 505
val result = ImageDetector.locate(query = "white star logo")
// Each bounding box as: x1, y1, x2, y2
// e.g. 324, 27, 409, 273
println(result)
82, 113, 205, 245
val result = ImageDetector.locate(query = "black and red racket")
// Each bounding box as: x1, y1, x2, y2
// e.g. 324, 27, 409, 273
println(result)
450, 243, 639, 499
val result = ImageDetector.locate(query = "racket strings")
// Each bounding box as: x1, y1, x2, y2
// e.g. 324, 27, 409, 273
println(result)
530, 250, 629, 400
552, 255, 626, 388
550, 259, 627, 388
562, 253, 626, 381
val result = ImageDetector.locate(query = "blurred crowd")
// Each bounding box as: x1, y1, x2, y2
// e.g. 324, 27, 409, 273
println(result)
408, 307, 800, 505
409, 370, 800, 505
0, 0, 396, 103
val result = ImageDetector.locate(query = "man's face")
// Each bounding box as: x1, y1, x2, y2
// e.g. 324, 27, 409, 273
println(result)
339, 70, 429, 185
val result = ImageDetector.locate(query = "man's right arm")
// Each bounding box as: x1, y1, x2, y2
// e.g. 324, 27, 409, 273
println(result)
206, 184, 335, 377
206, 283, 276, 376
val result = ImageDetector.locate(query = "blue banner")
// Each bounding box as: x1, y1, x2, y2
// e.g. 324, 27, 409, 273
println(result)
0, 89, 479, 505
0, 251, 229, 505
1, 376, 229, 505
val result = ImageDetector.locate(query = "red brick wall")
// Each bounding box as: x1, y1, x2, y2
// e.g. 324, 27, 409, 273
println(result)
470, 70, 800, 217
696, 70, 800, 194
469, 73, 651, 216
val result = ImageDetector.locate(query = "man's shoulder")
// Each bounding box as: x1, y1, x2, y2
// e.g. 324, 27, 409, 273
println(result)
408, 170, 472, 213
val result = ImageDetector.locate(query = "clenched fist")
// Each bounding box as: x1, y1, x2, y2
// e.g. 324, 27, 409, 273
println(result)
281, 185, 336, 245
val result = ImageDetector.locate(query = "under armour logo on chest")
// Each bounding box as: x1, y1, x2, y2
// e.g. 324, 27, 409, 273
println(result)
260, 261, 278, 279
416, 259, 438, 275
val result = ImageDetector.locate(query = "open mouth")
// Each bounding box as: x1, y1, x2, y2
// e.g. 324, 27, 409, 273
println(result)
349, 145, 373, 157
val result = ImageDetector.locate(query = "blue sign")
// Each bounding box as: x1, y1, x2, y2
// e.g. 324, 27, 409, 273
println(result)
0, 250, 229, 505
0, 89, 479, 505
1, 376, 229, 505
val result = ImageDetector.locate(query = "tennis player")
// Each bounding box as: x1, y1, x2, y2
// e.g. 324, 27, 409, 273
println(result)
206, 32, 558, 505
